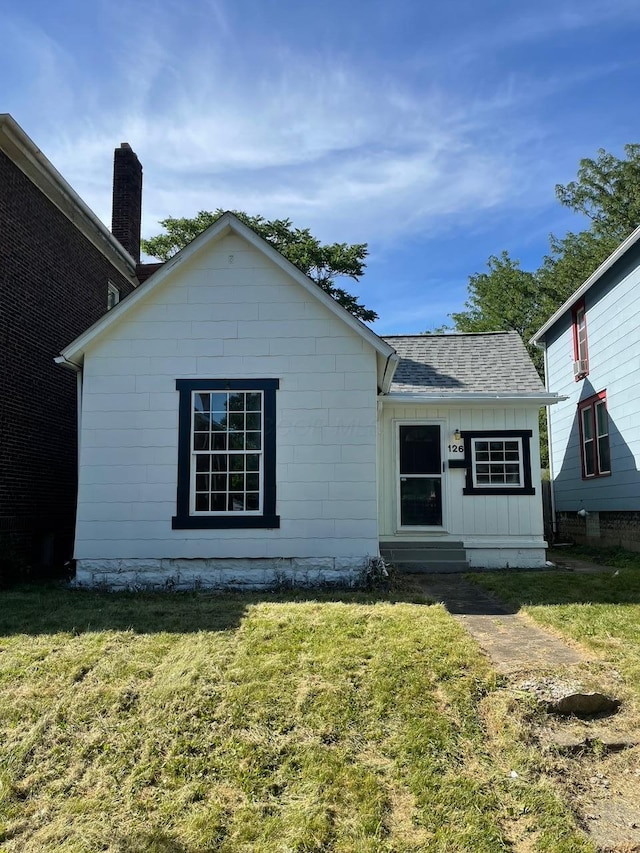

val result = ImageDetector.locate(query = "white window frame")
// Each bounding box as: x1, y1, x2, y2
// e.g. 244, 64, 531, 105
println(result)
107, 282, 120, 310
471, 437, 524, 489
189, 389, 264, 516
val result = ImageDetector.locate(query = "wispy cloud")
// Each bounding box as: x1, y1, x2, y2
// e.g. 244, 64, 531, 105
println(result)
5, 0, 639, 333
30, 35, 530, 245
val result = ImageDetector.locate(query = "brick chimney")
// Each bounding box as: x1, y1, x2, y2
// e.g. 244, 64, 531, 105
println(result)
111, 142, 142, 263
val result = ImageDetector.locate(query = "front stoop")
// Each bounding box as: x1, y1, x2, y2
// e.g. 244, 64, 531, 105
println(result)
379, 540, 469, 573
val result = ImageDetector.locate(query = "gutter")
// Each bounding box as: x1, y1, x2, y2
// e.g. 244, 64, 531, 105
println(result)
54, 354, 83, 470
379, 392, 565, 405
0, 114, 137, 283
54, 355, 82, 372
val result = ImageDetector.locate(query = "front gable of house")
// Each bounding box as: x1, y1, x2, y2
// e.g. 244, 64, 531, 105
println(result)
73, 223, 385, 588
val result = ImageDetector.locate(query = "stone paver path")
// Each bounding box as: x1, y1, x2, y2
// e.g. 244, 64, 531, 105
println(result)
412, 573, 589, 673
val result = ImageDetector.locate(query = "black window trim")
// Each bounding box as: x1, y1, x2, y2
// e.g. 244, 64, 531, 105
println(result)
172, 378, 280, 529
460, 429, 535, 496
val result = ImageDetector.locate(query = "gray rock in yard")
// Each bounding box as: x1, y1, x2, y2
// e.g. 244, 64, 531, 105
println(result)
516, 677, 621, 717
550, 692, 621, 716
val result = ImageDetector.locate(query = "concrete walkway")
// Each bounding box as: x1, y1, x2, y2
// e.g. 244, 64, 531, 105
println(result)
412, 573, 590, 673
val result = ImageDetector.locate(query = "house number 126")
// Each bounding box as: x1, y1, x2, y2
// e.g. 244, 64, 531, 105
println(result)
448, 444, 464, 453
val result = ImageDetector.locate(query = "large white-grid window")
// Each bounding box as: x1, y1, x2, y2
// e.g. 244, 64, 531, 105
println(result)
191, 390, 263, 514
172, 379, 279, 530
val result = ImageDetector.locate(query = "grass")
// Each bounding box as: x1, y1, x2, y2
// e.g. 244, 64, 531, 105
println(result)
556, 543, 640, 571
470, 552, 640, 697
0, 583, 594, 853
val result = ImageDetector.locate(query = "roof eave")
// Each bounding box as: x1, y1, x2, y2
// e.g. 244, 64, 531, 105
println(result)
531, 222, 640, 345
380, 392, 564, 405
59, 212, 394, 363
0, 114, 137, 283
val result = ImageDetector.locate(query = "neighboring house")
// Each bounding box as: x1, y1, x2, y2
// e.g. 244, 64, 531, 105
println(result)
0, 115, 141, 571
532, 224, 640, 551
57, 212, 558, 589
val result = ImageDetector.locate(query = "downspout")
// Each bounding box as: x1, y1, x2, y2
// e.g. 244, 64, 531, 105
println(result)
541, 341, 557, 539
54, 354, 83, 467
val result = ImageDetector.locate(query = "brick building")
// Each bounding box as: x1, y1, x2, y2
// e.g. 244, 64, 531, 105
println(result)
0, 116, 142, 575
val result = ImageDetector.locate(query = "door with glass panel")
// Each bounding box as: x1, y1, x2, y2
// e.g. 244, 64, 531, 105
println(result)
398, 424, 443, 527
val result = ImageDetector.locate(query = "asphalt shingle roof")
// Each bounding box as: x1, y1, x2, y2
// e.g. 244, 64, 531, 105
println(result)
382, 331, 545, 395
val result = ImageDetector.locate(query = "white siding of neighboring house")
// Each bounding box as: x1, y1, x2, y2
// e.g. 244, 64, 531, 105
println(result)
545, 250, 640, 513
378, 401, 546, 567
75, 233, 379, 589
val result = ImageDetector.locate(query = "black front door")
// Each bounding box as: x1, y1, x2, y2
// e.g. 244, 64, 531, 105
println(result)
399, 425, 443, 527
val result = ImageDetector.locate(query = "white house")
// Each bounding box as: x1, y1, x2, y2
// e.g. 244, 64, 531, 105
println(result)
57, 213, 559, 589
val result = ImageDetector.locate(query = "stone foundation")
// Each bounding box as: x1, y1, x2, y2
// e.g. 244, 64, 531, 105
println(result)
467, 548, 547, 570
74, 556, 373, 591
556, 511, 640, 552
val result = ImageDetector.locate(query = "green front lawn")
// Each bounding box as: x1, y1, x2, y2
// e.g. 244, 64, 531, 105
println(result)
471, 563, 640, 697
0, 585, 593, 853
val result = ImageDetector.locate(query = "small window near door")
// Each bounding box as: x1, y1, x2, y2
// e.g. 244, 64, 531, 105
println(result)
471, 438, 524, 487
107, 282, 120, 310
461, 430, 535, 495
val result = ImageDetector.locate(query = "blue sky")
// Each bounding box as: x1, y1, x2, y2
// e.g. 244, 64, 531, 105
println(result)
3, 0, 640, 333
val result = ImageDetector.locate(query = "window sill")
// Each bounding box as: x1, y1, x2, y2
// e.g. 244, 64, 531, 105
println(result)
463, 487, 536, 496
172, 515, 281, 530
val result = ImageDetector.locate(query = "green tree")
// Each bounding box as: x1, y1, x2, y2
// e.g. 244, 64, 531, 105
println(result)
448, 142, 640, 353
141, 209, 376, 322
445, 142, 640, 468
555, 144, 640, 240
536, 229, 619, 313
450, 251, 541, 340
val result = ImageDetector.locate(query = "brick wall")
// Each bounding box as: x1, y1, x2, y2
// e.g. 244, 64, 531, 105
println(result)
0, 150, 135, 575
556, 510, 640, 552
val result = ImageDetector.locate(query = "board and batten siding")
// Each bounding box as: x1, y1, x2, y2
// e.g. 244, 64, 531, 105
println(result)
378, 401, 546, 567
75, 233, 379, 589
545, 246, 640, 513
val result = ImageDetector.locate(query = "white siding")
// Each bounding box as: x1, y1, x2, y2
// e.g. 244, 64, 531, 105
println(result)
76, 233, 379, 574
377, 400, 546, 564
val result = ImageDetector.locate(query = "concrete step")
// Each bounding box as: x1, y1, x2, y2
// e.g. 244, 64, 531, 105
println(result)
380, 548, 466, 563
379, 540, 464, 551
394, 560, 470, 574
379, 540, 469, 574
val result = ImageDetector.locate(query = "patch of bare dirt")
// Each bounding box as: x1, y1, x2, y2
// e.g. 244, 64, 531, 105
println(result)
530, 673, 640, 852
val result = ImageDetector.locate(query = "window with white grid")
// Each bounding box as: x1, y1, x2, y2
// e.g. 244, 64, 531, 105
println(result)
191, 390, 263, 514
471, 438, 524, 488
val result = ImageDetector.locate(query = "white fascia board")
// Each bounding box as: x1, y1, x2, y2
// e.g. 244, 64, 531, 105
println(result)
378, 352, 400, 394
60, 211, 395, 364
379, 392, 564, 406
531, 222, 640, 345
0, 114, 137, 283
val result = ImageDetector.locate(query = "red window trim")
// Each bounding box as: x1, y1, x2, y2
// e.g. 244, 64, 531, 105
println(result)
571, 298, 589, 380
577, 390, 610, 479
